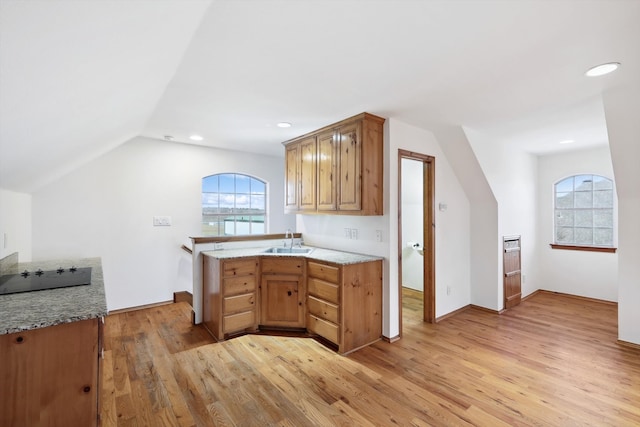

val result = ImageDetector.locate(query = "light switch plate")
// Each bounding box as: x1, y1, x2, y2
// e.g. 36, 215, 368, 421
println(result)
153, 216, 172, 226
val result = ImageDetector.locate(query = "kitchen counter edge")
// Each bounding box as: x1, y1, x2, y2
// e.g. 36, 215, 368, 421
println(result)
0, 257, 108, 335
202, 246, 382, 265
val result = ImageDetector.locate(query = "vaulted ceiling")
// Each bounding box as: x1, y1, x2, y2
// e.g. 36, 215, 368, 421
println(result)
1, 0, 639, 193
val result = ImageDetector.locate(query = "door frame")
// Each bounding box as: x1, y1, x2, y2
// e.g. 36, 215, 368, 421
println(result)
398, 149, 436, 335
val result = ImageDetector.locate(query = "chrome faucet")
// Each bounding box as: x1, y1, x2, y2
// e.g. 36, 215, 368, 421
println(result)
284, 228, 294, 249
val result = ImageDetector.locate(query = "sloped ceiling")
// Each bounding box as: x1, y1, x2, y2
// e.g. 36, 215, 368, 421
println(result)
1, 0, 639, 193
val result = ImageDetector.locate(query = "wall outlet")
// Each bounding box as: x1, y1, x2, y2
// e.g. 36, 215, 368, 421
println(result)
153, 216, 172, 226
344, 228, 351, 238
446, 285, 451, 296
350, 228, 358, 240
375, 230, 382, 242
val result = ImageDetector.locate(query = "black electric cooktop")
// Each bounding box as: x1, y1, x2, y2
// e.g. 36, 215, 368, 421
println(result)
0, 267, 92, 295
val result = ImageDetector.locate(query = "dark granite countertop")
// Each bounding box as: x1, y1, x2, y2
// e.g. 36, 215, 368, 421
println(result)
202, 246, 382, 265
0, 257, 108, 335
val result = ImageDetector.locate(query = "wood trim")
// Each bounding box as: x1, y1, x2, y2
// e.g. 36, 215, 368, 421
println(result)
550, 244, 617, 253
107, 300, 173, 315
180, 244, 192, 254
469, 304, 503, 315
381, 335, 401, 343
617, 339, 640, 350
522, 289, 542, 301
191, 233, 302, 245
537, 289, 617, 306
435, 304, 471, 322
397, 149, 436, 341
173, 291, 193, 306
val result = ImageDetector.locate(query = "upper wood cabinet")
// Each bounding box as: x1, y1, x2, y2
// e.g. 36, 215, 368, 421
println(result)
283, 112, 385, 215
284, 136, 317, 213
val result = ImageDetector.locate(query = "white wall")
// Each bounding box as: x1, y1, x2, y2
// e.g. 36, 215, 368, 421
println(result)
537, 147, 617, 301
300, 119, 471, 338
0, 189, 32, 261
31, 137, 295, 311
466, 131, 540, 299
401, 158, 424, 291
433, 126, 500, 310
604, 84, 640, 345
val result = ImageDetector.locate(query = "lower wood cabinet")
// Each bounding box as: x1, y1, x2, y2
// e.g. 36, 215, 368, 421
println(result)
0, 318, 102, 427
203, 256, 259, 340
307, 259, 383, 354
202, 254, 382, 354
260, 257, 305, 328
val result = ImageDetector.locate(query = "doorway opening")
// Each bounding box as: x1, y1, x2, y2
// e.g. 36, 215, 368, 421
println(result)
398, 150, 435, 336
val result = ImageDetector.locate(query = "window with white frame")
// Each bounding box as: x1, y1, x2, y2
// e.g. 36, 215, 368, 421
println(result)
202, 173, 266, 236
554, 174, 614, 247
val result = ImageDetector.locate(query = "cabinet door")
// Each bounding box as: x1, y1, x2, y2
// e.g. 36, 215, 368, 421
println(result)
284, 143, 299, 212
299, 137, 317, 211
260, 274, 305, 328
317, 130, 337, 211
337, 121, 362, 211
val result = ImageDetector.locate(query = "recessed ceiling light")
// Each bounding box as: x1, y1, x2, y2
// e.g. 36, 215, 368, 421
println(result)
585, 62, 620, 77
559, 139, 575, 144
277, 122, 292, 128
189, 134, 204, 141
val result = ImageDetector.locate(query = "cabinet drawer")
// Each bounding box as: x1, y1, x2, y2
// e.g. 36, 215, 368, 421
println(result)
308, 277, 339, 304
307, 314, 339, 344
223, 292, 256, 314
261, 257, 304, 275
223, 275, 256, 296
307, 261, 339, 283
222, 258, 258, 278
308, 295, 339, 324
223, 310, 255, 333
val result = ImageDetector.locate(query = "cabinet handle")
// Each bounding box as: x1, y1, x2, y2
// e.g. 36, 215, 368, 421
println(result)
83, 386, 91, 393
16, 336, 24, 344
287, 291, 292, 296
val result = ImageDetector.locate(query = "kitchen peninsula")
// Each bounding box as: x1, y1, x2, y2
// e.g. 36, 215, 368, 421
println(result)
202, 246, 383, 354
0, 257, 107, 427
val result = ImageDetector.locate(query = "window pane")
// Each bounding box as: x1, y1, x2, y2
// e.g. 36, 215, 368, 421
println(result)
594, 228, 613, 246
575, 191, 592, 208
219, 174, 235, 193
593, 175, 612, 190
594, 209, 613, 228
575, 175, 593, 191
556, 227, 574, 243
555, 210, 573, 226
251, 194, 265, 209
594, 189, 613, 208
202, 175, 219, 193
575, 227, 593, 245
219, 193, 235, 209
251, 178, 265, 194
575, 210, 592, 227
556, 192, 573, 208
250, 215, 265, 234
556, 177, 574, 193
236, 175, 250, 193
235, 194, 251, 210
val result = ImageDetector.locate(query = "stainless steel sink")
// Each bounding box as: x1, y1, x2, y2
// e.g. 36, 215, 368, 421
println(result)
262, 247, 313, 254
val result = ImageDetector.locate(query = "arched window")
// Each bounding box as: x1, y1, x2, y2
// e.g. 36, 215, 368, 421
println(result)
202, 173, 266, 236
554, 174, 614, 247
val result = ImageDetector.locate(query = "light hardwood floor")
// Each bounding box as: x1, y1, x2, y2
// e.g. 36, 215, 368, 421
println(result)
101, 292, 640, 426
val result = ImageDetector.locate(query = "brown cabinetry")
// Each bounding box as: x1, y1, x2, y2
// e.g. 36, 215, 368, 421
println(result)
0, 318, 102, 427
284, 136, 317, 213
203, 256, 259, 340
306, 259, 383, 354
283, 112, 385, 215
260, 257, 305, 328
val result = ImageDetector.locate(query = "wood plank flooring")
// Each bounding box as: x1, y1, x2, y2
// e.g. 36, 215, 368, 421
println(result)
101, 292, 640, 426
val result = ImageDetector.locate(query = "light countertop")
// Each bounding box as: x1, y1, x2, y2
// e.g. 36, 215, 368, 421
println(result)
202, 246, 382, 265
0, 257, 108, 335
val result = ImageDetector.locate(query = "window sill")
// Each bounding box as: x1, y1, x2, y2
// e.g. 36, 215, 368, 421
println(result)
550, 244, 617, 253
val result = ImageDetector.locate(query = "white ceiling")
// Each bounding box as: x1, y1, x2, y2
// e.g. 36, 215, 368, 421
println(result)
1, 0, 639, 193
